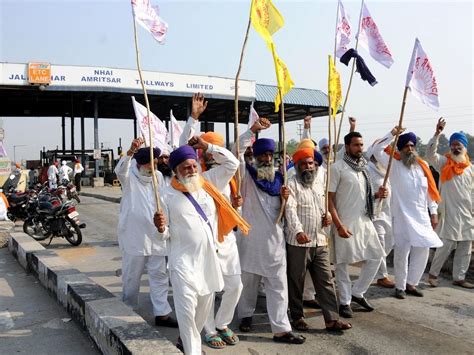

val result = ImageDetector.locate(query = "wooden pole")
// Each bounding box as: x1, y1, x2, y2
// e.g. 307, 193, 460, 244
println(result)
333, 0, 340, 62
132, 15, 161, 211
276, 91, 287, 224
233, 9, 252, 196
376, 86, 409, 215
325, 93, 333, 215
334, 0, 364, 157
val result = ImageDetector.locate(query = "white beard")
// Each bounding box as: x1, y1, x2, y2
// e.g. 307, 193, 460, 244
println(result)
179, 173, 202, 192
451, 148, 467, 163
139, 166, 153, 177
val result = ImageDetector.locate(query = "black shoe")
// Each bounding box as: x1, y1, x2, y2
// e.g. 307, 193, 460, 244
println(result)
405, 286, 424, 297
155, 315, 179, 328
339, 304, 353, 318
394, 289, 406, 299
351, 296, 375, 311
239, 317, 253, 332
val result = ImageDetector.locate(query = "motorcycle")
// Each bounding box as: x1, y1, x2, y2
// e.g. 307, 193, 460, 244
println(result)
22, 194, 86, 246
3, 188, 35, 221
60, 179, 80, 203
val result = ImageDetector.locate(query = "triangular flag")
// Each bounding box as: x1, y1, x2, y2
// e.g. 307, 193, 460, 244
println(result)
250, 0, 284, 45
335, 0, 352, 58
131, 96, 171, 152
328, 55, 342, 119
169, 109, 183, 149
131, 0, 168, 44
358, 2, 394, 68
405, 38, 440, 111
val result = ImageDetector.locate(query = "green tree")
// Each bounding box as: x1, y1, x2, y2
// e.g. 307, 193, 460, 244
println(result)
286, 139, 299, 156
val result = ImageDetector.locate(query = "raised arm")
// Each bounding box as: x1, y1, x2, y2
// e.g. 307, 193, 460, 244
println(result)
302, 115, 312, 140
115, 137, 144, 184
179, 93, 208, 147
426, 118, 447, 172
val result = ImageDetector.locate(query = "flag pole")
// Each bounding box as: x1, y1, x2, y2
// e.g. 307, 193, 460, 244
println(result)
276, 90, 287, 224
376, 86, 409, 215
325, 97, 333, 215
132, 14, 161, 211
234, 7, 252, 197
333, 0, 340, 62
334, 0, 364, 158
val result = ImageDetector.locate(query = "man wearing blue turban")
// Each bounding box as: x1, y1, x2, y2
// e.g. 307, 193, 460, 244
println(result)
427, 118, 473, 289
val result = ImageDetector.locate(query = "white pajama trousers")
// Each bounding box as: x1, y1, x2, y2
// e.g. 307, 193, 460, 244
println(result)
171, 272, 214, 355
429, 240, 472, 281
237, 271, 292, 334
335, 259, 381, 306
394, 243, 430, 290
121, 252, 172, 316
375, 233, 392, 280
204, 274, 243, 335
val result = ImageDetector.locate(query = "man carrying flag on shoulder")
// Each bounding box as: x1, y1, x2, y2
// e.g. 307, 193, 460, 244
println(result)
427, 118, 474, 289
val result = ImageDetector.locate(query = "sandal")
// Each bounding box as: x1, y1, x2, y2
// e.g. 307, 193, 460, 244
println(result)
293, 318, 309, 331
272, 331, 306, 344
205, 334, 227, 349
326, 320, 352, 332
216, 327, 239, 345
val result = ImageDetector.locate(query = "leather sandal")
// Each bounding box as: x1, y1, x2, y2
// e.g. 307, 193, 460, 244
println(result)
293, 318, 309, 331
326, 320, 352, 332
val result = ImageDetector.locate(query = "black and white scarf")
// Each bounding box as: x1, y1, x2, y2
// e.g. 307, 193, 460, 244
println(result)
343, 152, 375, 220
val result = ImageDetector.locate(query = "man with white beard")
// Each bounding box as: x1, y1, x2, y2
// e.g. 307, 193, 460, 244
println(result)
115, 138, 177, 328
427, 119, 474, 289
372, 129, 443, 299
154, 138, 248, 354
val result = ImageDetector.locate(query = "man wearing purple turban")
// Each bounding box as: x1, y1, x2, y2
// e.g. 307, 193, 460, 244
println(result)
371, 127, 443, 300
427, 118, 473, 289
114, 138, 177, 329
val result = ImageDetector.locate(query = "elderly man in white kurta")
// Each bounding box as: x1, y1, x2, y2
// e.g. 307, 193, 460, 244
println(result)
372, 129, 443, 299
427, 120, 474, 289
328, 132, 386, 319
154, 139, 248, 355
115, 138, 177, 328
366, 141, 396, 288
236, 133, 305, 344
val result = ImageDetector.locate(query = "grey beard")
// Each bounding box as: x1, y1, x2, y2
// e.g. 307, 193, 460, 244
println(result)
401, 151, 418, 167
256, 163, 275, 182
297, 169, 316, 187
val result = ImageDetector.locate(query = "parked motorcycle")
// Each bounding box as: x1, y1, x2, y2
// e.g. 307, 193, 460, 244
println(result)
23, 197, 85, 246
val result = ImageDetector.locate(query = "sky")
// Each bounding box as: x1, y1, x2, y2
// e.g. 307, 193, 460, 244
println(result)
0, 0, 473, 162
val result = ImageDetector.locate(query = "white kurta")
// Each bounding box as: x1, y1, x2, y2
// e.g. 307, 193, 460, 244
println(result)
426, 136, 474, 242
59, 164, 73, 181
329, 159, 385, 264
47, 165, 58, 183
115, 156, 166, 256
158, 144, 240, 296
372, 132, 442, 248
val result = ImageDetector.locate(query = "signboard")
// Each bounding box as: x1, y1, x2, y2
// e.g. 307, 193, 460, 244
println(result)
0, 158, 11, 175
1, 62, 256, 100
28, 62, 51, 85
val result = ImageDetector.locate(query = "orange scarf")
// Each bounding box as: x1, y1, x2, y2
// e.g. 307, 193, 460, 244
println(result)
171, 176, 250, 243
384, 146, 441, 203
200, 159, 240, 199
440, 153, 470, 183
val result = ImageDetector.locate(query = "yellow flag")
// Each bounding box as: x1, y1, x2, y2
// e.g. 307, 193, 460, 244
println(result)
272, 44, 294, 112
328, 55, 342, 118
250, 0, 284, 44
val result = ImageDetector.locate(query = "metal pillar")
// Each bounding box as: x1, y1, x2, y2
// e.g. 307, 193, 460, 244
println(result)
71, 115, 75, 155
94, 96, 99, 178
81, 115, 85, 165
61, 116, 66, 154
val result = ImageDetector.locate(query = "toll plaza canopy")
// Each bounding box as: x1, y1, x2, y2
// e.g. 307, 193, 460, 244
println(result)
0, 62, 331, 125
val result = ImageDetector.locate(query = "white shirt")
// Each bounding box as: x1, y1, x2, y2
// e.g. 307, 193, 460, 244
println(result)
47, 165, 59, 182
59, 164, 73, 181
74, 162, 84, 175
115, 156, 166, 256
158, 144, 239, 295
285, 173, 328, 247
329, 159, 385, 264
426, 135, 474, 241
372, 132, 442, 248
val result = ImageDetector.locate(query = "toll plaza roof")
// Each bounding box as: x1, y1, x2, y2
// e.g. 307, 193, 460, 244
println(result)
0, 62, 331, 123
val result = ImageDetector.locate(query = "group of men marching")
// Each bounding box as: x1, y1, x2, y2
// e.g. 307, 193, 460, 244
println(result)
115, 94, 473, 354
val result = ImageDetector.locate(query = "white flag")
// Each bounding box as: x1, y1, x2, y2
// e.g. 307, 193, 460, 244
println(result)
169, 109, 183, 149
132, 96, 170, 151
335, 0, 352, 58
358, 2, 394, 68
405, 38, 439, 111
131, 0, 168, 44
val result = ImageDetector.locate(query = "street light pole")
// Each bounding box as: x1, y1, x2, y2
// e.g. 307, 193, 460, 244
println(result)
13, 145, 27, 164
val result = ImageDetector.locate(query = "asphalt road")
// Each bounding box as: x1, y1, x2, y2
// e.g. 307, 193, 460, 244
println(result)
25, 196, 474, 354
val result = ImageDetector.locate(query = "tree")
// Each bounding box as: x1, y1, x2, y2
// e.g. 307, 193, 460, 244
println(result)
286, 139, 299, 156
